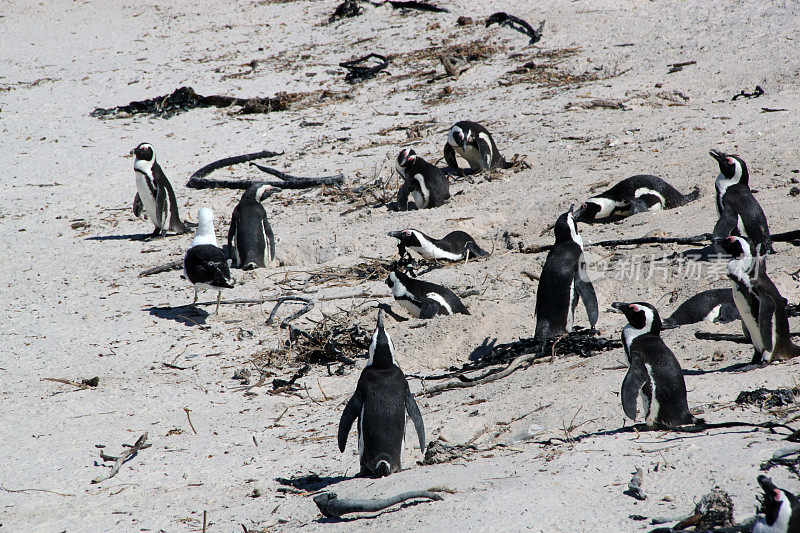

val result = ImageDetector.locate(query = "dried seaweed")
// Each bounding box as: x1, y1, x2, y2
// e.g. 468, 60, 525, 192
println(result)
329, 0, 362, 22
339, 53, 389, 83
736, 388, 799, 409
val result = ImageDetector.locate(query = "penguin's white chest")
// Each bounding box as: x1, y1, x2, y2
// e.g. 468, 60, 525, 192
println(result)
731, 284, 764, 353
135, 172, 159, 223
456, 146, 483, 169
412, 174, 429, 209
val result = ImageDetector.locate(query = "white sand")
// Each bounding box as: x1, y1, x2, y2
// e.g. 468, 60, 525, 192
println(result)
2, 0, 800, 531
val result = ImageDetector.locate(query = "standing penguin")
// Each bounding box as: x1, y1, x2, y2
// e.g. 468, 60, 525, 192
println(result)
395, 148, 450, 210
719, 236, 800, 363
228, 183, 278, 270
754, 475, 800, 533
388, 229, 488, 262
572, 175, 700, 222
533, 207, 598, 341
338, 311, 426, 477
661, 288, 740, 329
130, 143, 189, 238
183, 207, 235, 314
385, 269, 469, 319
611, 302, 696, 427
710, 149, 771, 251
444, 121, 512, 175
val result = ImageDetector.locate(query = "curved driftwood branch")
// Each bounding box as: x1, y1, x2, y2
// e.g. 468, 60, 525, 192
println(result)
313, 490, 443, 518
266, 297, 314, 327
250, 163, 345, 188
186, 150, 284, 189
522, 233, 712, 254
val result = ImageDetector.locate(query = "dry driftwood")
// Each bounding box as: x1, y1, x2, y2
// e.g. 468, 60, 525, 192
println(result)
91, 433, 150, 484
313, 490, 444, 518
139, 260, 183, 277
485, 13, 544, 45
521, 233, 712, 254
250, 163, 345, 188
339, 53, 389, 83
185, 150, 284, 189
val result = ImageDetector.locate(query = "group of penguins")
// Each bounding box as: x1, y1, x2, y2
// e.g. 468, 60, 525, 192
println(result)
130, 118, 799, 530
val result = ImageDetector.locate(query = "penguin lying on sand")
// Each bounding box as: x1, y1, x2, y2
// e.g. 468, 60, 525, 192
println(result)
184, 207, 235, 314
710, 149, 771, 252
573, 175, 700, 222
386, 269, 469, 319
661, 288, 740, 329
338, 311, 425, 477
131, 142, 190, 238
395, 148, 450, 210
534, 206, 598, 341
444, 121, 512, 175
388, 229, 488, 262
719, 236, 800, 363
228, 183, 278, 270
754, 475, 800, 533
612, 302, 697, 427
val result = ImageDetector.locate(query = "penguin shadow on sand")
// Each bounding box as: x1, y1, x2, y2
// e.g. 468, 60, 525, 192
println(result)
146, 303, 209, 328
275, 473, 355, 493
85, 231, 176, 242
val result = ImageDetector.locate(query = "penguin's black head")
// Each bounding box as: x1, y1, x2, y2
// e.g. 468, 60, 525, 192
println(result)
709, 149, 748, 185
717, 235, 755, 259
386, 269, 410, 290
448, 124, 466, 149
572, 201, 601, 222
485, 12, 508, 27
553, 206, 582, 246
367, 310, 395, 368
131, 143, 155, 161
612, 302, 662, 335
396, 148, 417, 169
757, 475, 797, 529
388, 229, 422, 248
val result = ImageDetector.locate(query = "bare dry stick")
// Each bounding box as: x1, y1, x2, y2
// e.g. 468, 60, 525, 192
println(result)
184, 407, 198, 434
139, 260, 182, 277
422, 351, 541, 396
42, 377, 91, 390
91, 433, 149, 484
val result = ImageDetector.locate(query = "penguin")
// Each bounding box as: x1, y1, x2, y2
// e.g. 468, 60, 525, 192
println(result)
338, 311, 425, 477
395, 148, 450, 210
718, 236, 800, 363
572, 175, 700, 222
754, 475, 800, 533
227, 183, 278, 270
385, 269, 469, 319
443, 121, 512, 175
183, 207, 235, 314
388, 229, 488, 262
533, 206, 598, 341
130, 142, 189, 238
709, 149, 771, 251
611, 302, 696, 427
661, 288, 740, 329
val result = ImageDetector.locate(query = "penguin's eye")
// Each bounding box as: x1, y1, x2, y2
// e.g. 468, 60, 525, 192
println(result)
774, 489, 782, 502
727, 157, 734, 164
403, 230, 411, 236
630, 305, 639, 312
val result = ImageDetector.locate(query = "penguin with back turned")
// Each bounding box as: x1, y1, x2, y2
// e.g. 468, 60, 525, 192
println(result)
533, 206, 598, 341
718, 236, 800, 363
709, 149, 771, 251
395, 148, 450, 210
385, 269, 469, 319
572, 175, 700, 222
388, 229, 488, 262
338, 310, 425, 477
227, 183, 278, 270
184, 207, 235, 314
444, 121, 512, 175
661, 288, 740, 329
611, 301, 696, 427
131, 142, 189, 238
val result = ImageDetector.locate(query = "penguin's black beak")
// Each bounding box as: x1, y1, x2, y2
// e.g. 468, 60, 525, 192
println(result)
388, 231, 403, 239
709, 149, 727, 162
376, 309, 384, 329
610, 302, 629, 313
129, 149, 135, 156
572, 204, 586, 221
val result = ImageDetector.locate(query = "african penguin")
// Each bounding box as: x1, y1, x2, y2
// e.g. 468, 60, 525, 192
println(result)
183, 207, 235, 314
612, 302, 696, 427
227, 183, 278, 270
131, 142, 189, 238
754, 475, 800, 533
710, 149, 771, 251
444, 121, 512, 175
533, 206, 598, 341
395, 148, 450, 210
385, 269, 469, 319
719, 236, 800, 363
338, 310, 425, 477
572, 175, 700, 222
661, 288, 740, 329
388, 229, 488, 262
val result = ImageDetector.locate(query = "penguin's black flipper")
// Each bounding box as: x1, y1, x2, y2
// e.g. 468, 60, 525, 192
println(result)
465, 241, 489, 258
630, 194, 661, 215
396, 181, 411, 212
227, 209, 239, 267
155, 182, 169, 231
758, 292, 776, 353
621, 353, 649, 420
338, 391, 363, 453
133, 193, 147, 220
443, 142, 460, 174
404, 388, 426, 453
418, 298, 442, 319
712, 206, 739, 244
575, 261, 599, 328
476, 136, 493, 170
263, 216, 276, 262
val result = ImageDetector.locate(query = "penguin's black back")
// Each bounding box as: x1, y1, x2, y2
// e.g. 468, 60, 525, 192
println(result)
629, 335, 693, 426
404, 275, 469, 315
662, 288, 739, 329
185, 244, 234, 288
437, 231, 488, 257
357, 364, 409, 472
230, 197, 273, 269
534, 240, 582, 340
152, 162, 187, 233
599, 175, 694, 207
720, 186, 771, 250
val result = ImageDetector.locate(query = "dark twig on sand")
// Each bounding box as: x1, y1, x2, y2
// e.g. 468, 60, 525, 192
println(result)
91, 433, 150, 484
266, 297, 314, 327
520, 233, 712, 254
313, 490, 444, 518
382, 1, 449, 13
139, 260, 183, 277
250, 163, 345, 188
186, 150, 283, 189
732, 85, 764, 101
696, 331, 800, 343
485, 13, 545, 45
339, 53, 390, 83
